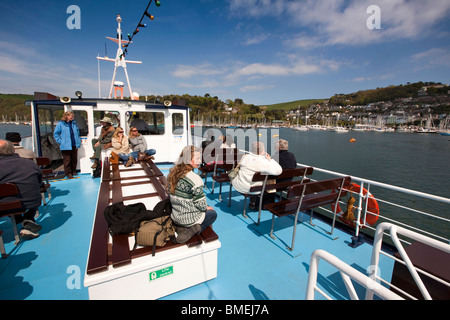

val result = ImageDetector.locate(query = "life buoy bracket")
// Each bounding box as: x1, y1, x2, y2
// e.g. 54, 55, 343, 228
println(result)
331, 183, 379, 228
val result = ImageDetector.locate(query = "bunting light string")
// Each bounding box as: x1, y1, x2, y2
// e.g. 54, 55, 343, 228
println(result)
122, 0, 161, 57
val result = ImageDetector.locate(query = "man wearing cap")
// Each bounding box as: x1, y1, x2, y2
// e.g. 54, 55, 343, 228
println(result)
91, 117, 115, 168
5, 132, 36, 159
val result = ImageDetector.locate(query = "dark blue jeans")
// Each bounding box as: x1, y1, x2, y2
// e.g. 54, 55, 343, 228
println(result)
129, 149, 156, 160
201, 209, 217, 232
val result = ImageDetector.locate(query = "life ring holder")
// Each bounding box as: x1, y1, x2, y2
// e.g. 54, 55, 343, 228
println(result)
331, 183, 379, 228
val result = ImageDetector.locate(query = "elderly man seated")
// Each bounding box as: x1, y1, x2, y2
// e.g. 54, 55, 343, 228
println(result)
90, 116, 115, 169
0, 140, 42, 239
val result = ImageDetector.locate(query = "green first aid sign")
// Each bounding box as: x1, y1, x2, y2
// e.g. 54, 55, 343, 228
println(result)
149, 266, 173, 281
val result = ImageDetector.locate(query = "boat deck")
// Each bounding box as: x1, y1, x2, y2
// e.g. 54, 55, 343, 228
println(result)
0, 166, 395, 300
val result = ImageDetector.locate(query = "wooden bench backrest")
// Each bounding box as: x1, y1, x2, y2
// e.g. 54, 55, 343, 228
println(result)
213, 148, 239, 172
36, 157, 51, 166
287, 176, 351, 198
269, 176, 351, 214
0, 183, 23, 214
249, 167, 314, 193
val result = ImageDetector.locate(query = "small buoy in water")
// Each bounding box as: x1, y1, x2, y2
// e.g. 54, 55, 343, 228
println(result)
349, 138, 356, 143
273, 134, 279, 138
258, 133, 262, 136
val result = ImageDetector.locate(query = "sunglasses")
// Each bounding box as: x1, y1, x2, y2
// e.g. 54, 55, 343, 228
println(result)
118, 131, 124, 133
131, 129, 138, 132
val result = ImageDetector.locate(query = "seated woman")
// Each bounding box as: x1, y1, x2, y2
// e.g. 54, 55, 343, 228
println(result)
128, 126, 156, 161
220, 134, 236, 149
167, 145, 217, 243
111, 127, 134, 167
231, 141, 282, 209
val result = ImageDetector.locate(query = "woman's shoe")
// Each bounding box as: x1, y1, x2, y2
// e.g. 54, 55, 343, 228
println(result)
125, 157, 134, 167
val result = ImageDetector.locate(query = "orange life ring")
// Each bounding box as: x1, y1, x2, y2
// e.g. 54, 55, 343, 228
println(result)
331, 183, 379, 227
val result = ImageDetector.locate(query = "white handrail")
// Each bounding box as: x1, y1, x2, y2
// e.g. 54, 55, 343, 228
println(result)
305, 249, 403, 300
296, 161, 450, 242
366, 222, 450, 300
306, 222, 450, 300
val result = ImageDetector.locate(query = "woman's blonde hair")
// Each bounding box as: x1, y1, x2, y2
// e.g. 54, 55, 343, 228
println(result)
128, 126, 140, 137
113, 126, 125, 139
61, 111, 74, 121
167, 145, 201, 194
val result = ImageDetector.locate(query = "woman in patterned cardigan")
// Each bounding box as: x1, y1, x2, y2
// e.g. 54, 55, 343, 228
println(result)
167, 145, 217, 243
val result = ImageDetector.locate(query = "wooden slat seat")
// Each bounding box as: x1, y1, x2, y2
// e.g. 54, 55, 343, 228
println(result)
86, 157, 219, 275
264, 176, 351, 251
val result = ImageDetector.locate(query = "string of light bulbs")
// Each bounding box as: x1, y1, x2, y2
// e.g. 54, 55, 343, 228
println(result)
121, 0, 161, 57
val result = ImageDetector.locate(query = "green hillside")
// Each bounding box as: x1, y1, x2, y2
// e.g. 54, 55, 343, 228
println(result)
260, 99, 325, 111
0, 93, 34, 122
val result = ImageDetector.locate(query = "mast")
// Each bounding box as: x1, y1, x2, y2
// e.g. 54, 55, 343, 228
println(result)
97, 15, 142, 99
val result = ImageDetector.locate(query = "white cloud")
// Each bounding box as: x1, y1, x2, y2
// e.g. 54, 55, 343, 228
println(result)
232, 56, 340, 78
229, 0, 285, 17
229, 0, 450, 48
410, 47, 450, 71
172, 63, 226, 78
244, 33, 270, 45
178, 80, 220, 88
240, 84, 275, 92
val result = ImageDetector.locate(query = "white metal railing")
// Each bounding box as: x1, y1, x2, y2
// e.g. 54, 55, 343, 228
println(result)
306, 222, 450, 300
305, 248, 403, 300
366, 222, 450, 300
296, 162, 450, 244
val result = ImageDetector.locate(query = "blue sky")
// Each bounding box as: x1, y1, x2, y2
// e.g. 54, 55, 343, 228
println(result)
1, 0, 449, 105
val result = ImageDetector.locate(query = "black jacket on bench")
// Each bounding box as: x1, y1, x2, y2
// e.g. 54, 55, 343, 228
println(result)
104, 198, 172, 235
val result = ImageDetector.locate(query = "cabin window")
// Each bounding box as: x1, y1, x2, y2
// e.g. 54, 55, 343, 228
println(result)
73, 110, 88, 136
172, 113, 184, 135
128, 111, 164, 135
93, 111, 120, 136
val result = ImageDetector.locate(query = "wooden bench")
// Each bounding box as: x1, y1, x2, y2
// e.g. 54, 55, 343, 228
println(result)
264, 176, 351, 251
211, 148, 240, 206
0, 183, 29, 245
84, 157, 220, 299
198, 147, 216, 185
36, 157, 55, 205
240, 167, 314, 222
0, 230, 5, 259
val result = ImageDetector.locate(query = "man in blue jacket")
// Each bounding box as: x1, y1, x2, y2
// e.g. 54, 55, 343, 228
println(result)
53, 111, 81, 179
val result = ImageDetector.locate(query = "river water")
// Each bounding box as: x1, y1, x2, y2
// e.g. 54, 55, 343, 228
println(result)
197, 126, 450, 240
2, 123, 449, 239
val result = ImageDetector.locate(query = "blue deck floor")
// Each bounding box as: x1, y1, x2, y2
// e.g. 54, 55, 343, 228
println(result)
0, 170, 395, 300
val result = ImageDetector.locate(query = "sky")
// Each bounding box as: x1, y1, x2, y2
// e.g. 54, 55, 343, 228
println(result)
1, 0, 449, 106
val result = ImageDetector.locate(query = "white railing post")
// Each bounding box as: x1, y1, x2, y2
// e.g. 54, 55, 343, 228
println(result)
366, 222, 450, 300
306, 249, 403, 300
